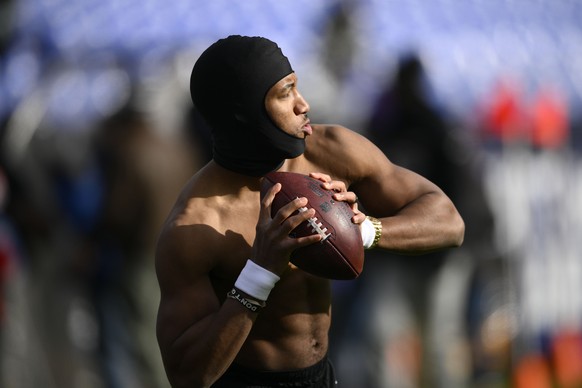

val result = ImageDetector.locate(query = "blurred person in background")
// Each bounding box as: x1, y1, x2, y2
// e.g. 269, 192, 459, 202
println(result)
335, 53, 495, 387
0, 100, 105, 387
90, 103, 198, 388
367, 54, 494, 257
0, 82, 198, 387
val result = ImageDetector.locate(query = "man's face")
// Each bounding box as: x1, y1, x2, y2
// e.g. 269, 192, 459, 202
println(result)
264, 73, 312, 138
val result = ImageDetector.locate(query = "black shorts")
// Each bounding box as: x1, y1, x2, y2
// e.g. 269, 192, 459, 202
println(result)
211, 356, 337, 388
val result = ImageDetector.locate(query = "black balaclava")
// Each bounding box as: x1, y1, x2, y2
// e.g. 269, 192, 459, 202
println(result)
190, 35, 306, 176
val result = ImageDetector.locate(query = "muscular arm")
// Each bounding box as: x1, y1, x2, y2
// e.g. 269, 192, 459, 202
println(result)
156, 225, 256, 388
309, 125, 464, 254
356, 163, 465, 253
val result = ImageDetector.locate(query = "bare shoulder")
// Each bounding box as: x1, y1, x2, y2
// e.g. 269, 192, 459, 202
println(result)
155, 194, 220, 289
155, 164, 257, 289
308, 124, 365, 147
305, 124, 393, 183
304, 124, 445, 217
154, 176, 230, 345
155, 164, 235, 283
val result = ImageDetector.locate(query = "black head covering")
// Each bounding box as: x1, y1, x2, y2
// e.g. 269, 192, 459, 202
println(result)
190, 35, 306, 176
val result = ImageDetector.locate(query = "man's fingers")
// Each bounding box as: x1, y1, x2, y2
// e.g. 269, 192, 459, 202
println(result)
334, 191, 358, 203
309, 172, 332, 183
279, 204, 323, 246
293, 233, 323, 248
272, 197, 309, 225
259, 182, 281, 222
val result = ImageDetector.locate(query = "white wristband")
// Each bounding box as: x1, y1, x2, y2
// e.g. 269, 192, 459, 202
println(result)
234, 260, 281, 302
361, 217, 376, 249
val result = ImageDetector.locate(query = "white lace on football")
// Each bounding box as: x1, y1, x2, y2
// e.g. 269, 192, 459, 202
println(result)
298, 206, 331, 241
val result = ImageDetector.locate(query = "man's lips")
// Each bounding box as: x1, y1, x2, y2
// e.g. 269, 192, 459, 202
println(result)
302, 121, 312, 136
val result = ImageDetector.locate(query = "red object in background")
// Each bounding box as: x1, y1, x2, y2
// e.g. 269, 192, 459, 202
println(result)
530, 88, 569, 149
513, 354, 552, 388
482, 80, 528, 143
481, 80, 570, 149
551, 330, 582, 388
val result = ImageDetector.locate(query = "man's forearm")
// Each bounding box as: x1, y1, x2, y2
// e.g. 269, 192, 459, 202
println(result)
374, 192, 464, 254
162, 302, 258, 388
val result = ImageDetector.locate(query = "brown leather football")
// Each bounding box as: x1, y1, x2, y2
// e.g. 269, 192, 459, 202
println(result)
261, 172, 364, 280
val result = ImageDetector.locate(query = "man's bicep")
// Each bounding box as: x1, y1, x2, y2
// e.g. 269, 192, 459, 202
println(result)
355, 160, 443, 217
156, 277, 220, 358
337, 127, 438, 215
155, 228, 221, 358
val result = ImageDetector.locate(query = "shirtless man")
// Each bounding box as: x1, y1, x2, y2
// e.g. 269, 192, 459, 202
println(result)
155, 35, 465, 387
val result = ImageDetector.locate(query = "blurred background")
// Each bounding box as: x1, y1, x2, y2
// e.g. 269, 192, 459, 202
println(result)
1, 0, 582, 387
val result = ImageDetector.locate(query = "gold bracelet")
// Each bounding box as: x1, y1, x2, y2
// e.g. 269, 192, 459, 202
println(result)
366, 216, 382, 249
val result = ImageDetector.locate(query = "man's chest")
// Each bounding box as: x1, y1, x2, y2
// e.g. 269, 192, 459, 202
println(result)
208, 205, 259, 285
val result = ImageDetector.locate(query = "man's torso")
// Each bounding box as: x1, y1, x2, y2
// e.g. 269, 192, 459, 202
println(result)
170, 146, 339, 369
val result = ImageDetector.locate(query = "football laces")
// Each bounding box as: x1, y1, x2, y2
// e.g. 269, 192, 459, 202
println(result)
298, 206, 331, 242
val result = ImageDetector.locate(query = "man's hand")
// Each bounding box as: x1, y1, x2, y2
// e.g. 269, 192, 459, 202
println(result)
252, 182, 322, 275
308, 172, 366, 224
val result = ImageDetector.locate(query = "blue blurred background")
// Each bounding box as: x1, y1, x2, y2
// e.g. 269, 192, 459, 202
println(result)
1, 0, 582, 387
